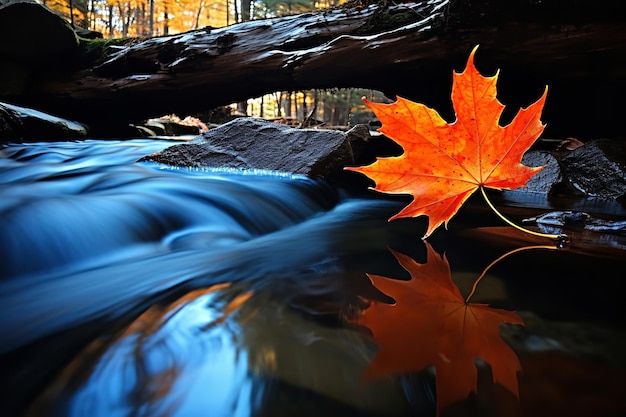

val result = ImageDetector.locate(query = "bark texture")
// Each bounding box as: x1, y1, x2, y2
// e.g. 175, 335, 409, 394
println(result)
2, 0, 625, 139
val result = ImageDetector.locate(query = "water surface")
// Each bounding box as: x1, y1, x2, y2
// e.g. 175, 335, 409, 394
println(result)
1, 139, 624, 417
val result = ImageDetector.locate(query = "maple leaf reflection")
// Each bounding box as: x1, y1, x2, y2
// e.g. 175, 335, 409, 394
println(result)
354, 242, 525, 416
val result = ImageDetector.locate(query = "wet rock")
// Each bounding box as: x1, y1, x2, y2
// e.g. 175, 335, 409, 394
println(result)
500, 138, 626, 217
522, 210, 626, 234
521, 150, 562, 193
561, 139, 626, 199
2, 94, 625, 208
138, 117, 363, 183
517, 140, 626, 200
136, 118, 202, 136
0, 101, 87, 142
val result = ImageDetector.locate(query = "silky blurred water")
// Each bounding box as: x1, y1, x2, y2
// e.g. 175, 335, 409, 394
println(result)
0, 139, 424, 416
1, 139, 625, 417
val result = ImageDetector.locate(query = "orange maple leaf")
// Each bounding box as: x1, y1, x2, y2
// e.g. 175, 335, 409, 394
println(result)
355, 243, 524, 416
347, 46, 547, 238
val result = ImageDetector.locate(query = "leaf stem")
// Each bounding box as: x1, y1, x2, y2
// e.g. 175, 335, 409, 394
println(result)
479, 186, 568, 244
465, 245, 557, 303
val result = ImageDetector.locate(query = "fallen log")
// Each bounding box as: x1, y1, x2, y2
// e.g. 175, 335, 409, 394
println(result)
2, 0, 625, 139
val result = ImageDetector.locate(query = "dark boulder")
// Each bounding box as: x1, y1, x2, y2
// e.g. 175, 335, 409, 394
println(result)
0, 101, 87, 141
0, 0, 78, 64
561, 139, 626, 199
0, 0, 78, 97
138, 117, 626, 204
499, 138, 626, 224
138, 117, 371, 183
521, 150, 562, 194
516, 139, 626, 201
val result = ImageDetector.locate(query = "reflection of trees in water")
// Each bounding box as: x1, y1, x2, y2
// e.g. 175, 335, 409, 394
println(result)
122, 285, 243, 417
27, 242, 587, 417
29, 273, 417, 416
27, 284, 252, 416
229, 285, 412, 415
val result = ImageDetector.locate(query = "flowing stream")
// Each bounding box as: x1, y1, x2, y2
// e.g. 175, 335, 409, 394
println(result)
1, 139, 625, 417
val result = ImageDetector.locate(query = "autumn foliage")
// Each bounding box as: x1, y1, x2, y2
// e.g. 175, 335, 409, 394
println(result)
347, 45, 548, 239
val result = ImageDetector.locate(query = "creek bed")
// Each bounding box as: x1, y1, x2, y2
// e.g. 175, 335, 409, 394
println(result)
1, 139, 624, 417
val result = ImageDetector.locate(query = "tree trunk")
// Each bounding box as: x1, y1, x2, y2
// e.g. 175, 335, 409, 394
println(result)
2, 0, 625, 138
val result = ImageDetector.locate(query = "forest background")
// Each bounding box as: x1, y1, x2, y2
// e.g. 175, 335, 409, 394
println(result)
38, 0, 385, 127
